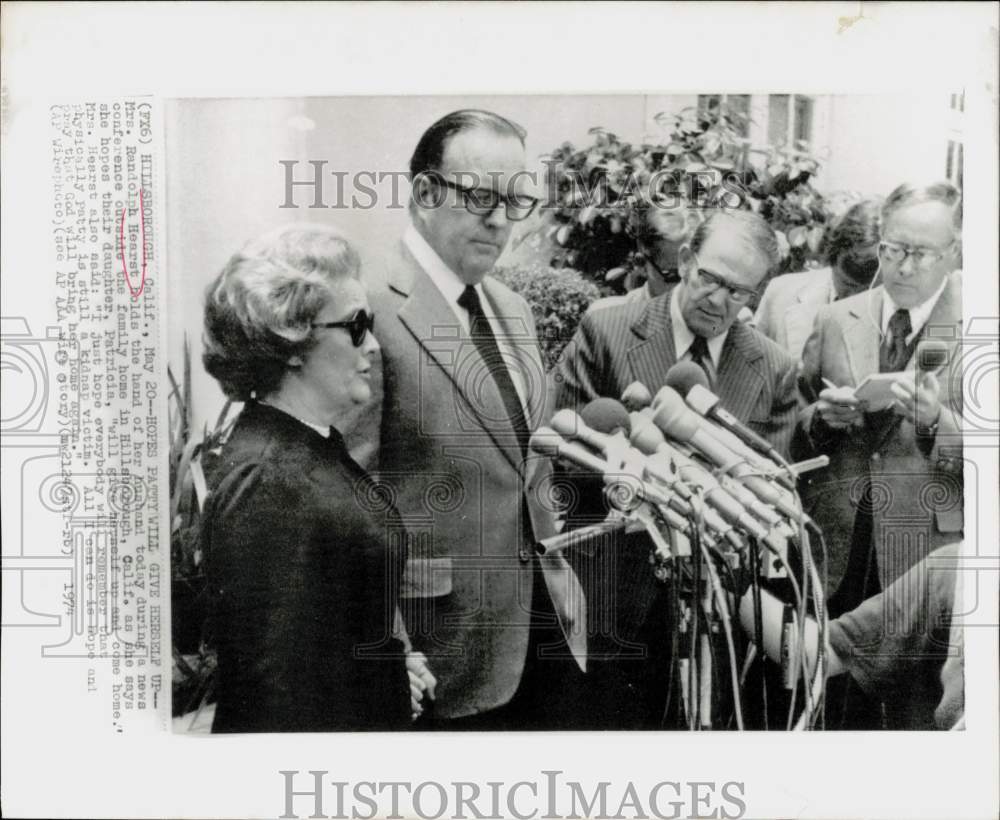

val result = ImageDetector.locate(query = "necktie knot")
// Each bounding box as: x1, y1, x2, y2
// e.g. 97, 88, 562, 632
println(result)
689, 334, 710, 363
888, 308, 912, 343
688, 334, 715, 387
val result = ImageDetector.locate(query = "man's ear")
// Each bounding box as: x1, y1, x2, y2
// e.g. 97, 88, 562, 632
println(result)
412, 171, 441, 210
677, 245, 694, 281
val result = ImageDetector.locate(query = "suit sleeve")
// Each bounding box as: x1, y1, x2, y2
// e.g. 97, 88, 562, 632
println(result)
763, 351, 799, 460
792, 304, 841, 460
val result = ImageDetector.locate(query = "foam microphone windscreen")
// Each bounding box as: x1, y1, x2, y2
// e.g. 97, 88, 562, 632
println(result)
621, 381, 653, 411
664, 361, 709, 398
916, 339, 950, 372
580, 398, 632, 436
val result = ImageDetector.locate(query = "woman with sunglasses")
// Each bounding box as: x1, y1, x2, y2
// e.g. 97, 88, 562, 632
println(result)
200, 224, 430, 732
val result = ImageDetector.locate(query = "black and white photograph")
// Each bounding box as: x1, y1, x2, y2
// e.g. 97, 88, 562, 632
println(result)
2, 3, 998, 819
166, 91, 969, 735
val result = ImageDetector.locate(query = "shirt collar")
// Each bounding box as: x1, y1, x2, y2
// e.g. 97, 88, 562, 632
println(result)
670, 286, 727, 366
257, 399, 331, 439
403, 223, 489, 331
881, 276, 949, 343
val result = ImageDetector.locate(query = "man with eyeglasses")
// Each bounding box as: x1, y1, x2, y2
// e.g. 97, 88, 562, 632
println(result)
368, 109, 588, 730
792, 181, 964, 728
553, 208, 798, 727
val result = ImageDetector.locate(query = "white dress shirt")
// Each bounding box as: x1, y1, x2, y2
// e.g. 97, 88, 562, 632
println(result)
403, 224, 529, 409
670, 286, 728, 369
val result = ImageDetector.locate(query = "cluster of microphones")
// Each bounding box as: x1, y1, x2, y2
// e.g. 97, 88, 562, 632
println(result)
533, 361, 828, 577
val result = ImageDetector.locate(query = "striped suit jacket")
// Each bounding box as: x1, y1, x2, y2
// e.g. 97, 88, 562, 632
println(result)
550, 287, 798, 693
553, 287, 799, 458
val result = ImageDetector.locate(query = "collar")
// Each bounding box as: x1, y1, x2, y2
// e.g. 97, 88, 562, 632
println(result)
670, 286, 727, 366
257, 398, 331, 439
403, 223, 488, 332
880, 276, 949, 343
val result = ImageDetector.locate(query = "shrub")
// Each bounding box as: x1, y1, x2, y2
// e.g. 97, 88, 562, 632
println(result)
492, 264, 601, 372
540, 102, 836, 294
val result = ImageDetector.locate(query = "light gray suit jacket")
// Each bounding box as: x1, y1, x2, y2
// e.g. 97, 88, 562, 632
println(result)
367, 241, 586, 719
753, 266, 833, 361
793, 275, 964, 597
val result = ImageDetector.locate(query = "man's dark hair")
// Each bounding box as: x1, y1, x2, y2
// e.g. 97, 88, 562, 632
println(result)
409, 109, 527, 179
823, 199, 882, 267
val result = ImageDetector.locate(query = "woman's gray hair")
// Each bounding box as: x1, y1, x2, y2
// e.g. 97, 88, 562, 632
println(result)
202, 224, 362, 401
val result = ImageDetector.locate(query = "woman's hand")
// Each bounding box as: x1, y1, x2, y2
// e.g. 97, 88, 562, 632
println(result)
406, 651, 437, 720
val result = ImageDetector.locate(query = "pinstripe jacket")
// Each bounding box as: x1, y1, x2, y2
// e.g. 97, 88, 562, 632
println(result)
553, 286, 799, 458
550, 287, 799, 690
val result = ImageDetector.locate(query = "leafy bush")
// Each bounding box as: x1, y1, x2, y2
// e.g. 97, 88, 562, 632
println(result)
492, 264, 601, 372
169, 336, 234, 719
540, 102, 835, 295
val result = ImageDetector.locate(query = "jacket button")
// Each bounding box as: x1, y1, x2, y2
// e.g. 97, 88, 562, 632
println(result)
518, 546, 532, 563
872, 452, 881, 462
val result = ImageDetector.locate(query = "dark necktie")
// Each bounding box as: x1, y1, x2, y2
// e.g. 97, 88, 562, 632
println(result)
880, 308, 913, 373
457, 285, 530, 457
688, 334, 715, 388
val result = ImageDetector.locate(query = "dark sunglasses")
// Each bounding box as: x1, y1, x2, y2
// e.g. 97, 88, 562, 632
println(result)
311, 309, 375, 347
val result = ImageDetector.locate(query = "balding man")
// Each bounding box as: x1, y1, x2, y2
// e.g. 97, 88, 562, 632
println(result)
553, 207, 798, 727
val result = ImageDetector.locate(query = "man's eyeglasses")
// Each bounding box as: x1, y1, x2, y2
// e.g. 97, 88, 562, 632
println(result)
878, 240, 955, 270
435, 179, 539, 222
689, 256, 758, 304
311, 309, 375, 347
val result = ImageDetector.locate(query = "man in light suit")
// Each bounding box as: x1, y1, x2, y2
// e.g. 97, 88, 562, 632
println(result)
793, 182, 964, 616
553, 208, 798, 727
753, 199, 882, 361
369, 110, 587, 729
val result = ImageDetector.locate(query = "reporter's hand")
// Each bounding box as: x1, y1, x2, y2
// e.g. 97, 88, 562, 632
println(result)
816, 387, 863, 429
890, 371, 942, 429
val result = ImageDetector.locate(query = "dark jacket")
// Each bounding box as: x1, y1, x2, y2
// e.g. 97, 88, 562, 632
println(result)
203, 401, 410, 732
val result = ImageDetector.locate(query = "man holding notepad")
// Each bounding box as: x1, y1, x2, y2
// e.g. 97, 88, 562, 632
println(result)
793, 182, 964, 620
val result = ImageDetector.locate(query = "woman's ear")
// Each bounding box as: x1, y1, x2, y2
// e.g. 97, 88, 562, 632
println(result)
286, 354, 304, 369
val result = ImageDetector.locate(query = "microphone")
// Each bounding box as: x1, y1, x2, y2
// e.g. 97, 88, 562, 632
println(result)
666, 362, 786, 465
579, 397, 632, 437
572, 402, 743, 549
580, 401, 769, 544
916, 339, 950, 372
630, 410, 789, 531
529, 427, 694, 538
550, 409, 687, 512
621, 381, 653, 412
652, 387, 809, 525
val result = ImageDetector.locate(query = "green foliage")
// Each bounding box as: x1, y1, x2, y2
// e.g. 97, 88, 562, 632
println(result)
541, 102, 836, 293
492, 264, 601, 372
169, 336, 234, 718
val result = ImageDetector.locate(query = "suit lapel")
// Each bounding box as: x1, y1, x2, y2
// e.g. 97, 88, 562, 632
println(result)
716, 322, 766, 422
844, 289, 883, 385
390, 244, 525, 475
625, 295, 677, 395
